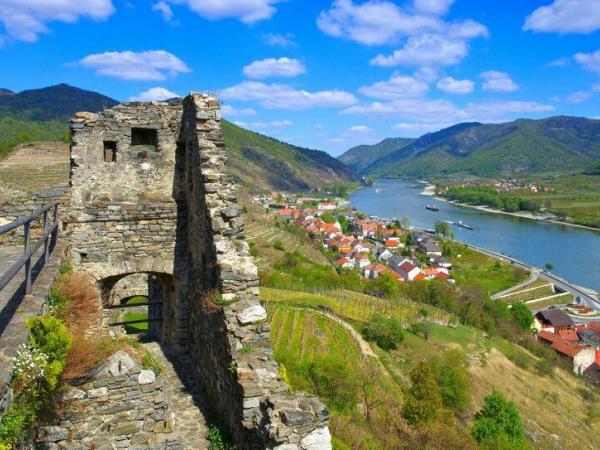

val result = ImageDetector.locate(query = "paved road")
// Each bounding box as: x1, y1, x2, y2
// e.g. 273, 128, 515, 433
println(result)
460, 242, 600, 321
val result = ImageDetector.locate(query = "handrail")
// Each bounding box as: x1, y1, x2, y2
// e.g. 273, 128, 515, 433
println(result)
0, 202, 59, 294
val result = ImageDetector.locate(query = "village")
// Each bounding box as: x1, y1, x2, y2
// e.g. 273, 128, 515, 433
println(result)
252, 192, 453, 285
252, 191, 600, 387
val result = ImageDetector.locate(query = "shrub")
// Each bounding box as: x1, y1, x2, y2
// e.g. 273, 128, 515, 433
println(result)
362, 315, 404, 350
62, 335, 119, 381
429, 349, 470, 413
402, 362, 443, 426
306, 355, 358, 411
272, 240, 285, 251
471, 391, 526, 448
510, 302, 533, 331
28, 316, 71, 363
53, 272, 101, 333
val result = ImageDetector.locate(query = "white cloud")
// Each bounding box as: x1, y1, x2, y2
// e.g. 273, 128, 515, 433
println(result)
342, 98, 553, 124
219, 81, 358, 110
243, 57, 305, 79
371, 34, 468, 67
78, 50, 191, 81
393, 121, 453, 134
574, 49, 600, 74
464, 101, 554, 119
594, 83, 600, 92
263, 33, 296, 47
221, 104, 257, 116
359, 74, 429, 99
317, 0, 486, 74
524, 0, 600, 34
567, 91, 591, 103
249, 120, 293, 129
480, 71, 518, 92
153, 1, 177, 24
317, 0, 440, 46
160, 0, 280, 24
436, 76, 474, 94
0, 0, 114, 43
546, 56, 571, 67
348, 125, 373, 133
129, 87, 179, 102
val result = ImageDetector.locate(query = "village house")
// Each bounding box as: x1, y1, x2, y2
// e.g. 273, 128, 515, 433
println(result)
376, 248, 394, 262
538, 330, 597, 375
384, 238, 403, 250
417, 239, 442, 257
534, 309, 574, 333
336, 257, 355, 270
317, 201, 337, 210
388, 256, 422, 281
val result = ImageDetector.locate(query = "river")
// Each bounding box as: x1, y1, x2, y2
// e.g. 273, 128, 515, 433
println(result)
349, 179, 600, 293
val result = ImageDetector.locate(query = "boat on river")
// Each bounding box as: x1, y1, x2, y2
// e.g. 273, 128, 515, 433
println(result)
425, 204, 439, 212
457, 220, 474, 230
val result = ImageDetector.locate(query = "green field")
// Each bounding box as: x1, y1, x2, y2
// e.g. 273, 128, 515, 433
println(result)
123, 296, 149, 334
445, 241, 529, 295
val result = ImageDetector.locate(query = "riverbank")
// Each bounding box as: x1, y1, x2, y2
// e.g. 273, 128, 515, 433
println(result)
435, 195, 600, 233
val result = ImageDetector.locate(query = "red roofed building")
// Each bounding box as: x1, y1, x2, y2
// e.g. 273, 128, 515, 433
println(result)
384, 238, 402, 249
336, 257, 354, 269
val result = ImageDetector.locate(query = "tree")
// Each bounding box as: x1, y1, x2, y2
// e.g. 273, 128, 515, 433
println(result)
368, 272, 400, 298
320, 213, 335, 224
430, 349, 470, 412
434, 221, 453, 238
402, 362, 443, 425
510, 302, 533, 331
362, 315, 404, 350
471, 391, 526, 448
545, 262, 554, 271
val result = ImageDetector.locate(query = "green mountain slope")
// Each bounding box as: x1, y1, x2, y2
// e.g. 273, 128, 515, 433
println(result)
338, 137, 415, 172
223, 120, 359, 192
359, 117, 600, 179
0, 84, 358, 192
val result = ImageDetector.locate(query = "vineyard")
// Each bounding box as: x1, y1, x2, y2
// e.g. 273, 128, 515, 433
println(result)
261, 287, 453, 325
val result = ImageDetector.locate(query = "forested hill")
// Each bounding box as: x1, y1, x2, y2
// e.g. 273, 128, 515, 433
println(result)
0, 84, 118, 121
338, 137, 415, 173
222, 120, 360, 192
0, 84, 358, 192
348, 116, 600, 179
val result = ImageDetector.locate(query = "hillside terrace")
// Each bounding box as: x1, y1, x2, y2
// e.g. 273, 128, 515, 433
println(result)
251, 192, 453, 285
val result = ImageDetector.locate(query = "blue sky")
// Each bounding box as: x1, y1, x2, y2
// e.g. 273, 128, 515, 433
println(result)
1, 0, 599, 155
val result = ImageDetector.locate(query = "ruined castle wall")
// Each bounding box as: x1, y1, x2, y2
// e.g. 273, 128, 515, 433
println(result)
68, 96, 331, 450
181, 95, 330, 449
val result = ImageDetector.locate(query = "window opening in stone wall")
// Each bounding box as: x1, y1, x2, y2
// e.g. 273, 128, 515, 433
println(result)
103, 141, 117, 162
131, 128, 159, 152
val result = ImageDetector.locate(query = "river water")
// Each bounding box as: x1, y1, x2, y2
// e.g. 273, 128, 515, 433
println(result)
349, 179, 600, 292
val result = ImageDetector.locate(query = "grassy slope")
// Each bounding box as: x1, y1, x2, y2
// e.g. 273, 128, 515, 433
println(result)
446, 241, 529, 295
223, 120, 358, 192
267, 289, 600, 450
0, 117, 67, 159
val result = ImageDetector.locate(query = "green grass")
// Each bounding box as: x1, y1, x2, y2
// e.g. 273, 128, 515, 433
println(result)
123, 296, 149, 334
0, 117, 67, 159
446, 241, 529, 295
497, 284, 556, 303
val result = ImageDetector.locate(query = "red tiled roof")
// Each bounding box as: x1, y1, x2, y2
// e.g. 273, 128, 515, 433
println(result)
539, 330, 560, 343
337, 257, 351, 265
551, 339, 585, 358
557, 328, 580, 342
399, 261, 416, 272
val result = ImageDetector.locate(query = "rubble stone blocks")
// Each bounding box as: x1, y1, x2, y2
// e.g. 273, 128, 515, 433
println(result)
66, 95, 331, 449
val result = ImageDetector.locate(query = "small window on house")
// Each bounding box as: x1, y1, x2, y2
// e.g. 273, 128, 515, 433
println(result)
103, 141, 117, 162
131, 128, 158, 152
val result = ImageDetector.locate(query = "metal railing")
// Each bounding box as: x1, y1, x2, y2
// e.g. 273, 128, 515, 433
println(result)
0, 202, 59, 294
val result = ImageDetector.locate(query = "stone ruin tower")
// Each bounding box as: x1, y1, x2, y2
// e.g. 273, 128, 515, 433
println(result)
67, 95, 331, 449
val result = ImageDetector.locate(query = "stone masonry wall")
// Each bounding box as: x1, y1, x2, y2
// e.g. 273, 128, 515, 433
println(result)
37, 351, 181, 449
67, 96, 331, 450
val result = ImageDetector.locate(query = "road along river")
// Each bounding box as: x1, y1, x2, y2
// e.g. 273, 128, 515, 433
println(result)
349, 179, 600, 294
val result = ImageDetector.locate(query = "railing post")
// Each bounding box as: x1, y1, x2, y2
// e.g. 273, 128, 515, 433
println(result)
51, 203, 59, 250
24, 221, 32, 295
43, 209, 50, 263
